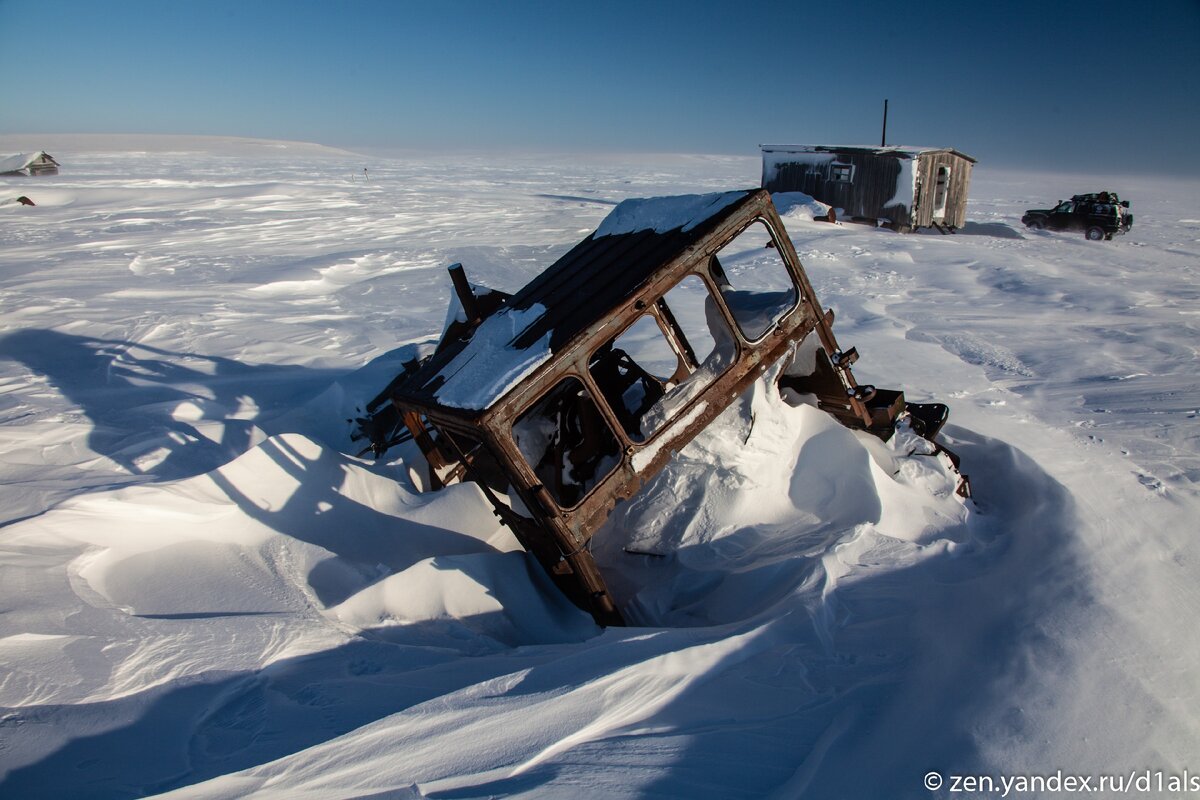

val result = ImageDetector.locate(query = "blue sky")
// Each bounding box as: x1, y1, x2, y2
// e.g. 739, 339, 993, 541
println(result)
1, 0, 1197, 173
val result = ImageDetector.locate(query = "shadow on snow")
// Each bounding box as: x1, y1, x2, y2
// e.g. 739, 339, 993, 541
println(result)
0, 328, 343, 485
0, 419, 1094, 798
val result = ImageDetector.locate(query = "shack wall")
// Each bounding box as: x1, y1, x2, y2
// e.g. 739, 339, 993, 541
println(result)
28, 154, 58, 176
913, 151, 973, 228
762, 149, 914, 229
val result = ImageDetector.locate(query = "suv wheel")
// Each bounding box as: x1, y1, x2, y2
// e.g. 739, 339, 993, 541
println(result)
1026, 219, 1045, 230
1086, 226, 1106, 241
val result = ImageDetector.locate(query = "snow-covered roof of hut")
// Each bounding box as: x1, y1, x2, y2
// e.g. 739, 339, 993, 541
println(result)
0, 151, 59, 173
404, 190, 756, 411
760, 144, 976, 163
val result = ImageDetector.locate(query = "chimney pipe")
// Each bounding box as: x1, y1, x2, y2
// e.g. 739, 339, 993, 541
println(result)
881, 99, 889, 147
447, 263, 481, 326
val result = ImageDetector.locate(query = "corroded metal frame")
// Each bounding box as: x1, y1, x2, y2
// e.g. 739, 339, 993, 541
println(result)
389, 190, 879, 625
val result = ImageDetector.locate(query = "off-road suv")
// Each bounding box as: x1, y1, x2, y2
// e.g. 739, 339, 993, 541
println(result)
1022, 192, 1132, 240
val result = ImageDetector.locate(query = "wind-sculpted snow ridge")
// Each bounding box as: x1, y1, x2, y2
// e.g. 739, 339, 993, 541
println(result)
134, 376, 1075, 800
7, 371, 990, 800
0, 433, 598, 797
0, 363, 993, 799
1, 140, 1197, 798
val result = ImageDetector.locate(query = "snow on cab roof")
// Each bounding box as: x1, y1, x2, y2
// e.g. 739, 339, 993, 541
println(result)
594, 191, 745, 237
426, 303, 553, 410
409, 190, 757, 411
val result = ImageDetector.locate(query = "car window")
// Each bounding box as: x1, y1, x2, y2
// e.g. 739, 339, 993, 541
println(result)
708, 220, 799, 341
588, 275, 738, 443
512, 377, 621, 509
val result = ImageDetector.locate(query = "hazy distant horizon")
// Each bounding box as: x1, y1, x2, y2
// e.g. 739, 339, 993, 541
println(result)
4, 131, 1197, 186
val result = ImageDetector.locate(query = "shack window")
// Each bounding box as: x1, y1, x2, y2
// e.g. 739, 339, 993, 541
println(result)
831, 163, 853, 182
589, 275, 737, 443
709, 220, 800, 341
512, 377, 620, 508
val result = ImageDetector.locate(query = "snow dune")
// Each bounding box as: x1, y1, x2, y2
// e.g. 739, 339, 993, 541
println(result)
0, 135, 1197, 798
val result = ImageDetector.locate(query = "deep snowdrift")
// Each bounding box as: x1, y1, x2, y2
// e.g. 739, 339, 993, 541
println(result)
1, 136, 1197, 798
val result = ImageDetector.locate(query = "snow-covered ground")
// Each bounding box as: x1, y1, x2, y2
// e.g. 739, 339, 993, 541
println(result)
1, 135, 1197, 799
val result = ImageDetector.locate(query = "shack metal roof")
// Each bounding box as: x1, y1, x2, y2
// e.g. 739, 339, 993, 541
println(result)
399, 190, 757, 411
0, 151, 58, 172
760, 144, 977, 163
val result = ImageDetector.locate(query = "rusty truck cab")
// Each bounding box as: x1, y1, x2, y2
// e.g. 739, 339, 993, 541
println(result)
372, 189, 947, 625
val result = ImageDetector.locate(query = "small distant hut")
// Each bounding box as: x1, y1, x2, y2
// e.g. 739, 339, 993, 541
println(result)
0, 151, 60, 177
761, 144, 975, 232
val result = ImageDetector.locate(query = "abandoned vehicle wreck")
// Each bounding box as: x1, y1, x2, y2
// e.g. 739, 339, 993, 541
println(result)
358, 188, 964, 626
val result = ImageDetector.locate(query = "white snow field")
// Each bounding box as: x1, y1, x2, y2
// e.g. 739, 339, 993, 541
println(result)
0, 135, 1197, 799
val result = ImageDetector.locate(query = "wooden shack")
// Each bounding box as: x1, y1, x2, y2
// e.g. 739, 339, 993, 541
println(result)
0, 151, 60, 176
761, 144, 975, 232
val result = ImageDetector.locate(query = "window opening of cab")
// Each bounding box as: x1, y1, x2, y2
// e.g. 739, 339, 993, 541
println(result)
588, 274, 737, 443
708, 219, 799, 341
437, 424, 510, 493
512, 377, 620, 509
433, 422, 535, 519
